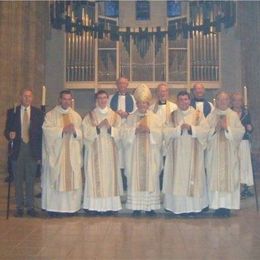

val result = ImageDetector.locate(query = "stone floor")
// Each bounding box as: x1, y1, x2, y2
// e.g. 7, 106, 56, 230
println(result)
0, 174, 260, 260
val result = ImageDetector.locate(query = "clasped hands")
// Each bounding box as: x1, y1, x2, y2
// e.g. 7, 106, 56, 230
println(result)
215, 117, 228, 131
117, 110, 129, 119
181, 123, 191, 131
63, 123, 76, 135
97, 119, 111, 129
135, 124, 150, 134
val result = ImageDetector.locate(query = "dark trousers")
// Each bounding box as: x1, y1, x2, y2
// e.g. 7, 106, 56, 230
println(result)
12, 142, 37, 210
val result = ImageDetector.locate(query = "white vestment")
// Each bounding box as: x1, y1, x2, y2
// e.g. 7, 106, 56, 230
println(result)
121, 110, 163, 210
82, 107, 123, 211
150, 101, 177, 159
163, 107, 209, 213
108, 94, 137, 169
206, 108, 245, 209
42, 106, 83, 213
239, 140, 254, 185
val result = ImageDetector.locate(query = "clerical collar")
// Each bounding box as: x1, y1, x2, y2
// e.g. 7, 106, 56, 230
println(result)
119, 92, 126, 96
57, 105, 70, 114
137, 112, 147, 118
195, 98, 204, 102
158, 100, 167, 105
216, 108, 229, 115
98, 106, 109, 114
181, 107, 191, 115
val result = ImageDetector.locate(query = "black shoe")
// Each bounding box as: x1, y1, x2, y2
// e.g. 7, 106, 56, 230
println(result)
201, 206, 209, 212
27, 208, 38, 217
14, 209, 24, 218
84, 209, 99, 217
47, 211, 59, 218
213, 208, 230, 218
145, 210, 156, 217
132, 210, 142, 217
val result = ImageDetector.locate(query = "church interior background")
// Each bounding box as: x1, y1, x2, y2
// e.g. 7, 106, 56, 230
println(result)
0, 1, 260, 259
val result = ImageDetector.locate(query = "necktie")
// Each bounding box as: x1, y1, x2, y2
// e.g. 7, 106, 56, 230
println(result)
22, 108, 29, 143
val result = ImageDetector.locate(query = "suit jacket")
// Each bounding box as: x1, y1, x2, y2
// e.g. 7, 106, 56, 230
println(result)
4, 105, 44, 161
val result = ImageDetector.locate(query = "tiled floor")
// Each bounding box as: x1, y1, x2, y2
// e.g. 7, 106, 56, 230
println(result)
0, 174, 260, 260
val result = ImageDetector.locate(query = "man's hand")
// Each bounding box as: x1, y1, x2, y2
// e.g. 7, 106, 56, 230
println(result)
63, 123, 76, 135
9, 131, 16, 140
181, 123, 191, 131
97, 119, 111, 129
135, 125, 150, 134
246, 124, 253, 132
117, 110, 129, 119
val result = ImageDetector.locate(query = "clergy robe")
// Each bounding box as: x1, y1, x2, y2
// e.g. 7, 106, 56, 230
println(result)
121, 110, 163, 211
206, 108, 245, 209
109, 92, 137, 169
150, 100, 177, 169
163, 107, 209, 213
82, 107, 123, 211
42, 106, 83, 213
237, 109, 254, 186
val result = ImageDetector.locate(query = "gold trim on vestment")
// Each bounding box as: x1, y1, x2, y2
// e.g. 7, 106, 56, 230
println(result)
58, 113, 73, 192
171, 109, 203, 197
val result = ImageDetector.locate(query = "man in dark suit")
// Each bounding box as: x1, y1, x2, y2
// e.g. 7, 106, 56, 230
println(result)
4, 89, 44, 217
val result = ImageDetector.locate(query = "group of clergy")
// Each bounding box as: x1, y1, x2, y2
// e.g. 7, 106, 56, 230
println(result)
5, 78, 252, 218
40, 77, 253, 218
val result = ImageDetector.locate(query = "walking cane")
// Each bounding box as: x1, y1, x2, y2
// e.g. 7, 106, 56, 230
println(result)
6, 141, 13, 220
252, 153, 259, 212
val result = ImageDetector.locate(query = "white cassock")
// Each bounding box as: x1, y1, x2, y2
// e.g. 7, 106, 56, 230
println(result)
150, 100, 177, 159
206, 108, 245, 209
121, 110, 163, 210
239, 140, 254, 185
163, 107, 209, 213
82, 107, 123, 211
42, 106, 83, 213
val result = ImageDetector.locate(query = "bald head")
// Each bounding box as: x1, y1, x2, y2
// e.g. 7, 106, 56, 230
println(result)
116, 77, 129, 94
157, 83, 169, 102
192, 83, 205, 99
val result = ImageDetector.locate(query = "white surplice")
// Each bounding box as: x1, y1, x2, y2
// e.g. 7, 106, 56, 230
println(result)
206, 108, 245, 209
121, 110, 163, 210
82, 107, 123, 211
163, 107, 209, 213
150, 100, 177, 160
42, 106, 83, 213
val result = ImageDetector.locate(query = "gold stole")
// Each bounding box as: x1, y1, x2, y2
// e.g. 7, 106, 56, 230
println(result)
89, 110, 119, 198
171, 109, 202, 197
133, 115, 153, 192
57, 113, 74, 192
215, 115, 232, 192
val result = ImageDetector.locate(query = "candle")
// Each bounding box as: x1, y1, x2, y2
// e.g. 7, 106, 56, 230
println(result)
243, 86, 248, 107
213, 98, 216, 107
42, 85, 46, 106
71, 98, 75, 110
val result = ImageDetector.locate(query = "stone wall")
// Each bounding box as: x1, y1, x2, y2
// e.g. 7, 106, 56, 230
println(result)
0, 2, 49, 172
237, 2, 260, 152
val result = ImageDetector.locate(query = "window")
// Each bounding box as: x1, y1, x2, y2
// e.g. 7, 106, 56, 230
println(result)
65, 1, 220, 88
136, 1, 150, 21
